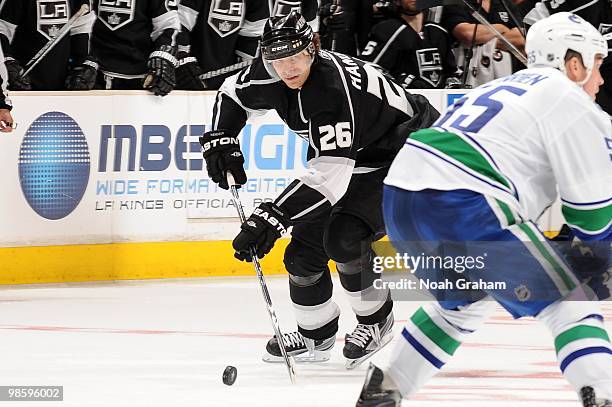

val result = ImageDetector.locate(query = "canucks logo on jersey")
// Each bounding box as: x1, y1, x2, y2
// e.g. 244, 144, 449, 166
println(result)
416, 48, 443, 88
98, 0, 136, 31
272, 0, 301, 16
36, 0, 69, 41
208, 0, 245, 38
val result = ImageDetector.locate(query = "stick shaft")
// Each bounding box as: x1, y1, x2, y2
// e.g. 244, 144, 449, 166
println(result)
23, 4, 90, 76
226, 173, 296, 383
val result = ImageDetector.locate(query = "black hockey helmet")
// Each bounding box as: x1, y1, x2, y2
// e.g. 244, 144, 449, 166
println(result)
260, 11, 314, 61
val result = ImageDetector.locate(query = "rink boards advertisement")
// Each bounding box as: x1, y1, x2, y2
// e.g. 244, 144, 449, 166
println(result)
0, 90, 563, 283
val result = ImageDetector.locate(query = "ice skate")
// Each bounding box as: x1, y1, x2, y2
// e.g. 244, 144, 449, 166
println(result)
355, 363, 402, 407
263, 331, 335, 363
581, 386, 612, 407
344, 312, 394, 369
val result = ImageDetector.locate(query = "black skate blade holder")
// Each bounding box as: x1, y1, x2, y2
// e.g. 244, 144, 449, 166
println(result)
416, 0, 527, 66
226, 172, 297, 384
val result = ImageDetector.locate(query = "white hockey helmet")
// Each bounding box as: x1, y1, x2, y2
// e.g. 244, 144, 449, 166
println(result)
526, 12, 607, 75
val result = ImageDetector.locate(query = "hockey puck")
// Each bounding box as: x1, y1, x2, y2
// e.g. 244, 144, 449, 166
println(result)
222, 366, 237, 386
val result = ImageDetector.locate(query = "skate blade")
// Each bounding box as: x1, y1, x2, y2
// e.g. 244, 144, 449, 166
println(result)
345, 332, 394, 370
262, 350, 330, 364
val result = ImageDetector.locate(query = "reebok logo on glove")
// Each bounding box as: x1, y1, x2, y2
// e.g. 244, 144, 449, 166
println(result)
253, 207, 288, 236
201, 136, 240, 152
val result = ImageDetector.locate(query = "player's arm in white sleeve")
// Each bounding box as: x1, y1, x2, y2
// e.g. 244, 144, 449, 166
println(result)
546, 108, 612, 242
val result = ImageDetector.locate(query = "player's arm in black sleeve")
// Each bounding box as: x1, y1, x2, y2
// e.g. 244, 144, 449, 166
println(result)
202, 65, 276, 189
302, 0, 319, 32
66, 0, 98, 90
0, 49, 11, 111
0, 0, 21, 59
0, 0, 30, 90
143, 0, 181, 96
149, 0, 180, 48
273, 89, 356, 223
236, 0, 269, 60
0, 46, 14, 132
70, 0, 96, 61
175, 0, 206, 90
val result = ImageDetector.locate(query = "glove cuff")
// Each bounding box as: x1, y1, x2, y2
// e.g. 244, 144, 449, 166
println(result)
82, 59, 99, 70
254, 202, 290, 238
149, 46, 179, 68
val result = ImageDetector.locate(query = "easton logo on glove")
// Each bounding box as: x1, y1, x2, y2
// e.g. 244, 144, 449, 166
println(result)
232, 202, 291, 262
253, 206, 288, 236
199, 129, 246, 190
201, 136, 240, 153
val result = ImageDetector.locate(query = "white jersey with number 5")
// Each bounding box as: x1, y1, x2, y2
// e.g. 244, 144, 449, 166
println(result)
385, 67, 612, 240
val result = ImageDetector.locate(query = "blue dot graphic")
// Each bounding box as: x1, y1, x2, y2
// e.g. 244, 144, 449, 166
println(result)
18, 112, 91, 220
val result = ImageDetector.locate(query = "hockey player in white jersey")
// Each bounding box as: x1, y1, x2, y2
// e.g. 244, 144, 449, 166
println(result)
356, 12, 612, 407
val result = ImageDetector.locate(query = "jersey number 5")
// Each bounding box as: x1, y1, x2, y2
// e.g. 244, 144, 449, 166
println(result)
319, 122, 352, 151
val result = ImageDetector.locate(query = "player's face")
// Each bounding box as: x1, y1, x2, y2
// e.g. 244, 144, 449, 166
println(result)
271, 50, 313, 89
581, 55, 604, 100
400, 0, 417, 12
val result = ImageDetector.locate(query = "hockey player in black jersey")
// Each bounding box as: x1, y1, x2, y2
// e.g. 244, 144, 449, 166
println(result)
91, 0, 180, 96
360, 0, 461, 89
0, 47, 14, 133
0, 0, 96, 91
199, 11, 439, 368
175, 0, 269, 90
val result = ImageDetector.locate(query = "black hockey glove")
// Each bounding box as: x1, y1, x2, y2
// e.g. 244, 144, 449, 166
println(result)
319, 3, 348, 32
232, 202, 290, 262
176, 55, 206, 90
199, 129, 247, 190
5, 57, 31, 90
143, 45, 178, 96
444, 77, 463, 89
65, 57, 98, 90
551, 225, 611, 300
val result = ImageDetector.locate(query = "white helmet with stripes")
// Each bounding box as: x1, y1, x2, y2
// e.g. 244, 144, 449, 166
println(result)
526, 12, 607, 84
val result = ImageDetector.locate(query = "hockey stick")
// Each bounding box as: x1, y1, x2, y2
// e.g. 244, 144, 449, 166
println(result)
415, 0, 527, 65
199, 60, 253, 81
226, 172, 297, 384
330, 0, 341, 52
23, 3, 90, 76
462, 0, 527, 65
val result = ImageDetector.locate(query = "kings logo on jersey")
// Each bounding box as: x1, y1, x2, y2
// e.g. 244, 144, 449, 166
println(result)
416, 48, 443, 87
208, 0, 244, 38
272, 0, 301, 16
98, 0, 136, 31
37, 0, 69, 41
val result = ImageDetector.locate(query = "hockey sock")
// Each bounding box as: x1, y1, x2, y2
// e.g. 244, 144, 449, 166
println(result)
537, 300, 612, 400
378, 300, 495, 397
